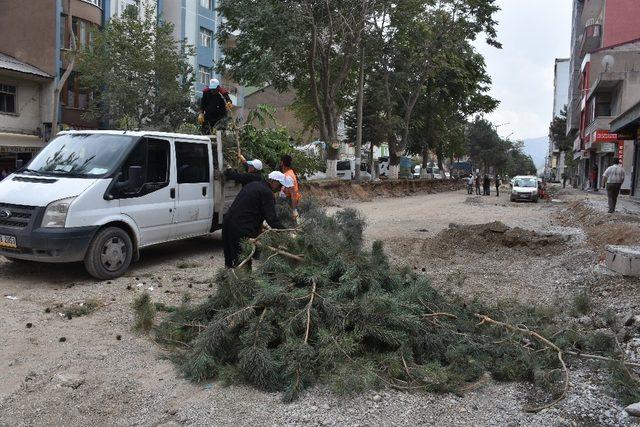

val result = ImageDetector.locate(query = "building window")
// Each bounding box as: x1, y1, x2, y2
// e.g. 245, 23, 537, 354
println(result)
0, 84, 17, 114
81, 0, 104, 9
199, 66, 211, 85
200, 0, 213, 10
61, 16, 96, 50
118, 0, 138, 16
61, 72, 91, 110
200, 27, 213, 48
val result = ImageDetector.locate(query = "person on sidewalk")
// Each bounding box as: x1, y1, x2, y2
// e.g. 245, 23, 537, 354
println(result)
602, 158, 626, 213
561, 172, 567, 189
222, 171, 293, 268
466, 174, 474, 194
475, 174, 481, 195
483, 174, 491, 196
225, 155, 263, 187
200, 78, 232, 134
591, 165, 599, 192
495, 175, 501, 197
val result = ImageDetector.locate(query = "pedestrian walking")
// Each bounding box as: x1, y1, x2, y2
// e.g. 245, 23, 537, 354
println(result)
475, 174, 481, 195
222, 171, 292, 268
199, 78, 232, 134
466, 174, 474, 194
483, 174, 490, 196
561, 172, 567, 189
602, 158, 626, 213
495, 175, 501, 197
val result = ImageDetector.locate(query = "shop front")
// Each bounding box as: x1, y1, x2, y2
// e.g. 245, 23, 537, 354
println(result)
0, 133, 46, 175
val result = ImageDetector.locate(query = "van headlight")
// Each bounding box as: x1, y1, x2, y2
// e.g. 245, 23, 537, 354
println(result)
41, 197, 75, 228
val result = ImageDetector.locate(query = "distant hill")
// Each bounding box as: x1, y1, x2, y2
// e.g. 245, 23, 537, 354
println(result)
522, 136, 548, 173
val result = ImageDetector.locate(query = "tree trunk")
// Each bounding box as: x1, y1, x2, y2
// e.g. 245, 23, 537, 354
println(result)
354, 46, 364, 181
51, 4, 75, 139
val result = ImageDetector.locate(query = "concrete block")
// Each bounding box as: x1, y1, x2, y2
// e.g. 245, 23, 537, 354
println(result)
605, 245, 640, 276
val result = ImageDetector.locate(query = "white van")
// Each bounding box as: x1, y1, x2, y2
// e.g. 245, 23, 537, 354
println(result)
0, 130, 238, 279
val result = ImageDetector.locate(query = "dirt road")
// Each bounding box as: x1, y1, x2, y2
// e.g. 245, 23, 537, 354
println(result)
1, 187, 638, 426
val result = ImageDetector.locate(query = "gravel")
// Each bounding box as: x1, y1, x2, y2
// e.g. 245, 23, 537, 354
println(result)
1, 187, 639, 426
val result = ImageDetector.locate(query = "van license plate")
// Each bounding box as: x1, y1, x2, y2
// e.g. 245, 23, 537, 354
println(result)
0, 235, 17, 248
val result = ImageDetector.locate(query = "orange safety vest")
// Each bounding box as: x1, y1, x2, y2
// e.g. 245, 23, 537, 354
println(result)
283, 168, 301, 203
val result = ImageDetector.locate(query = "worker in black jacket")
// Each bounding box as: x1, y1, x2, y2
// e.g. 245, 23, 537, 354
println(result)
224, 155, 263, 186
222, 171, 293, 268
200, 78, 232, 134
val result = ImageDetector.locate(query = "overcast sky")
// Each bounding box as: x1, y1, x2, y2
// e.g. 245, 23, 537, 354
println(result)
473, 0, 573, 140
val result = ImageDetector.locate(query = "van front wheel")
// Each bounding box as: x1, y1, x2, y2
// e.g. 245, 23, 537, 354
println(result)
84, 227, 133, 280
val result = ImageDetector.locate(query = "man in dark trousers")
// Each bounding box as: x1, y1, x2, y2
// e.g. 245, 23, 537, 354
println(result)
483, 174, 491, 195
602, 158, 626, 213
222, 171, 293, 268
475, 174, 481, 195
494, 175, 501, 197
200, 78, 232, 134
225, 155, 263, 186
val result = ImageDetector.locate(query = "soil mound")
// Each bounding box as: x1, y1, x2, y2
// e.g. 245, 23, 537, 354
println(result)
427, 221, 568, 258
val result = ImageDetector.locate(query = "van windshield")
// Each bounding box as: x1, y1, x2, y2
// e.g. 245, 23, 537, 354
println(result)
337, 161, 351, 170
24, 133, 137, 178
514, 178, 537, 188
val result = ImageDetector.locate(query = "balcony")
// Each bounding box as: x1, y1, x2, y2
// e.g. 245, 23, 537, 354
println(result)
588, 72, 624, 99
584, 117, 614, 139
580, 24, 602, 57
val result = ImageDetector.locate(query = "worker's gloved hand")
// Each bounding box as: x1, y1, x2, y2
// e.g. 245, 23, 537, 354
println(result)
197, 113, 205, 125
226, 102, 233, 111
292, 209, 299, 223
238, 154, 246, 163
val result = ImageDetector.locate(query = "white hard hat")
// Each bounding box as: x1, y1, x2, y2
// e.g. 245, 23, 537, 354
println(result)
268, 171, 293, 187
246, 159, 263, 171
209, 78, 220, 88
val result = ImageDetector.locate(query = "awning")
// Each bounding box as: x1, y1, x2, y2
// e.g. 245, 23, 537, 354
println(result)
0, 53, 52, 80
0, 133, 46, 154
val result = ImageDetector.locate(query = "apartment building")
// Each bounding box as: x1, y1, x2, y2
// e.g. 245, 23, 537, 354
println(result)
0, 0, 104, 172
161, 0, 242, 107
566, 0, 640, 196
545, 58, 570, 181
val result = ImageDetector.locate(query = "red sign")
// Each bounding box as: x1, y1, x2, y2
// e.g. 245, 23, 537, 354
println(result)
594, 130, 618, 142
618, 141, 624, 163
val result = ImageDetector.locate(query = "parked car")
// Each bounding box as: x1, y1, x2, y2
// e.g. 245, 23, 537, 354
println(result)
0, 130, 240, 279
336, 159, 355, 180
510, 175, 539, 203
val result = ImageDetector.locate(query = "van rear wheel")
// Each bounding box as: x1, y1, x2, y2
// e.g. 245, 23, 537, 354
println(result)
84, 227, 133, 280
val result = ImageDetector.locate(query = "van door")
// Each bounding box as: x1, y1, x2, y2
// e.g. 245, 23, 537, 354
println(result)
173, 140, 213, 238
117, 137, 175, 246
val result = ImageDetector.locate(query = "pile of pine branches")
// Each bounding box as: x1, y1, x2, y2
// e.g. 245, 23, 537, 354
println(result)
145, 202, 639, 407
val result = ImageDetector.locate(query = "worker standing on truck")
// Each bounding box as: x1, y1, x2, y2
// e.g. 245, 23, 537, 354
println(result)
225, 154, 263, 186
199, 78, 232, 134
222, 171, 293, 268
280, 154, 301, 221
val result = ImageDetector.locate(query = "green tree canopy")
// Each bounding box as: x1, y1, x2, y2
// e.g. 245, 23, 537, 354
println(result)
76, 5, 194, 131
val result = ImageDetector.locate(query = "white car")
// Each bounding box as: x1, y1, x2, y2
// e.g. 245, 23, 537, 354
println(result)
0, 130, 238, 279
510, 175, 539, 203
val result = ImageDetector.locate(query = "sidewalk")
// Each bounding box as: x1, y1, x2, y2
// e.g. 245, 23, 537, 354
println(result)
552, 185, 640, 215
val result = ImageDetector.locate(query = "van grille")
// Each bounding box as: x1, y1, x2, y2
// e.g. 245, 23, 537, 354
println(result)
0, 203, 37, 229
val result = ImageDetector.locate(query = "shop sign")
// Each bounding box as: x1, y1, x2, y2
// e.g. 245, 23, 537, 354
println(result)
598, 142, 616, 153
594, 130, 618, 142
618, 141, 625, 162
0, 146, 42, 154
